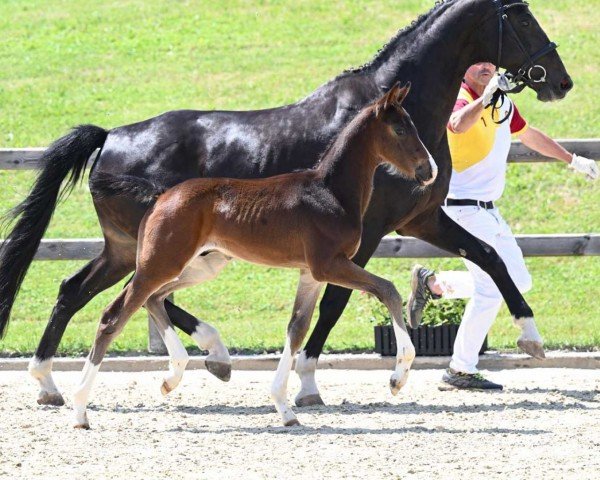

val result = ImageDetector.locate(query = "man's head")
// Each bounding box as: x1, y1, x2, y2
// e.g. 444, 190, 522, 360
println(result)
464, 62, 496, 91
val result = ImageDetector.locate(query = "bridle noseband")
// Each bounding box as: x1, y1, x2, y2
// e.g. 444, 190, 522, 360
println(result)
493, 0, 558, 94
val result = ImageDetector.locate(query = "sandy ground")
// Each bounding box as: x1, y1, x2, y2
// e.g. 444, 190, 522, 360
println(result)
0, 368, 599, 480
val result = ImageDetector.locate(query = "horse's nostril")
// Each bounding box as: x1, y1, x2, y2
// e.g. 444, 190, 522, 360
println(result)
560, 77, 573, 91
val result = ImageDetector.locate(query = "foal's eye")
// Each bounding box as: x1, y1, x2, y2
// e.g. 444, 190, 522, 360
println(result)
395, 127, 407, 136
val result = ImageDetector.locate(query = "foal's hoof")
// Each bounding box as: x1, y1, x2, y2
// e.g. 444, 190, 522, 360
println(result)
389, 373, 407, 396
205, 360, 231, 382
73, 422, 90, 430
284, 418, 301, 427
37, 391, 65, 407
160, 380, 174, 396
517, 339, 546, 360
295, 393, 325, 407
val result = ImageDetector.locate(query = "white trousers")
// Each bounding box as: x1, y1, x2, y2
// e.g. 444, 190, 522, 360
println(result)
436, 206, 532, 374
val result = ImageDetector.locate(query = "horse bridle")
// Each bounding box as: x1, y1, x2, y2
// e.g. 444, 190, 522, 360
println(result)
493, 0, 558, 93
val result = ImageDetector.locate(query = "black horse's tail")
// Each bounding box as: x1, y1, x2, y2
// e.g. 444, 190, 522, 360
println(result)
0, 124, 108, 339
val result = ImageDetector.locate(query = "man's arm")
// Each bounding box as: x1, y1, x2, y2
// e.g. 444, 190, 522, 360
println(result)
518, 126, 572, 163
449, 75, 501, 133
518, 126, 599, 179
448, 98, 485, 133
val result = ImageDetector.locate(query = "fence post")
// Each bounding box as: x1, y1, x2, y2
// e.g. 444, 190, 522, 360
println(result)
147, 294, 172, 354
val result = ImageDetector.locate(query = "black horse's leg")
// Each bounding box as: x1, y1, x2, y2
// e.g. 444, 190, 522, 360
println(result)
295, 225, 386, 407
406, 207, 544, 358
29, 250, 133, 406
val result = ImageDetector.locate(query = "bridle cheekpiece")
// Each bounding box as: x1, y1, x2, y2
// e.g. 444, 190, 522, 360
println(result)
492, 0, 558, 93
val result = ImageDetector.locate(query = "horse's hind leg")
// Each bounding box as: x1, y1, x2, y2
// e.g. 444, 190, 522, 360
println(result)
29, 247, 134, 406
310, 257, 415, 396
145, 295, 190, 395
153, 253, 232, 385
73, 274, 167, 429
271, 270, 323, 426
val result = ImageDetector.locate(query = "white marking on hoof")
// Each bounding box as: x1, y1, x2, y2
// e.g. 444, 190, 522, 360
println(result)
160, 380, 174, 396
389, 370, 410, 396
271, 339, 300, 427
205, 359, 232, 382
72, 360, 99, 431
73, 406, 90, 430
29, 357, 63, 406
284, 418, 301, 427
390, 327, 415, 395
37, 391, 65, 406
514, 317, 545, 359
192, 323, 231, 379
517, 339, 546, 359
294, 351, 322, 407
295, 393, 325, 407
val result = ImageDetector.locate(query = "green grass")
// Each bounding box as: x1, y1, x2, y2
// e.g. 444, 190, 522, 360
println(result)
0, 0, 598, 356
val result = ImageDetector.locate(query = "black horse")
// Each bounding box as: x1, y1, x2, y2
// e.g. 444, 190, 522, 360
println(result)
0, 0, 572, 407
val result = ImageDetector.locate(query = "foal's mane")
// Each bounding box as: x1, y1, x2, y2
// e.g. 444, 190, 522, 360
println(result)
313, 99, 388, 170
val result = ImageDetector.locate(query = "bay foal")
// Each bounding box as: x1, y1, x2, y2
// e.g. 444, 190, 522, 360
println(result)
73, 83, 437, 428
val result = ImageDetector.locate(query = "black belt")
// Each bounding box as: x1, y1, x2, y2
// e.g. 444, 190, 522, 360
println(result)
444, 199, 495, 209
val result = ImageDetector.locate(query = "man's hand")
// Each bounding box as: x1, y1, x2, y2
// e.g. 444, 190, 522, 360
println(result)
481, 74, 500, 107
570, 154, 599, 180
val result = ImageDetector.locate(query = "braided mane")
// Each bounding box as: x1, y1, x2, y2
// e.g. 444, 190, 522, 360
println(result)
341, 0, 459, 77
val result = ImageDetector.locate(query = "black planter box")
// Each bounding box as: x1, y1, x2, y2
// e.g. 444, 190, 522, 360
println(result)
374, 324, 488, 356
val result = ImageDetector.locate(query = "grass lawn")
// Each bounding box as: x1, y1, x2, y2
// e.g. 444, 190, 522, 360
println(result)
0, 0, 598, 356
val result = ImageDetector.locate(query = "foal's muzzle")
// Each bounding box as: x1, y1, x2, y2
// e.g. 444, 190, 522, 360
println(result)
415, 155, 438, 187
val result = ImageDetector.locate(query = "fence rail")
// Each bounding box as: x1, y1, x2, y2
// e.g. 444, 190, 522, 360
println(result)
19, 234, 600, 261
1, 139, 598, 353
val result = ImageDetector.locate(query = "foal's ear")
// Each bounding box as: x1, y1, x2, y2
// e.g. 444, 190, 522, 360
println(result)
394, 81, 411, 105
375, 81, 410, 117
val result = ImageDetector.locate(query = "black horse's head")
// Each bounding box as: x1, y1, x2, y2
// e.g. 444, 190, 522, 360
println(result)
480, 0, 573, 101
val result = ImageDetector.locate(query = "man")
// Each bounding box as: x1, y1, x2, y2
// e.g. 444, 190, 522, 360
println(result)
407, 62, 598, 391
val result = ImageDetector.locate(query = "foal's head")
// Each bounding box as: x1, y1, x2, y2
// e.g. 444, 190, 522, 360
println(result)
370, 83, 437, 187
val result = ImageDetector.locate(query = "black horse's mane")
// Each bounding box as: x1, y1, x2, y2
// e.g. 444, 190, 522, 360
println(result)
340, 0, 458, 77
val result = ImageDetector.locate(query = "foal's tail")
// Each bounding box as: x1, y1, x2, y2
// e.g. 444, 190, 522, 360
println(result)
0, 125, 108, 339
89, 172, 168, 207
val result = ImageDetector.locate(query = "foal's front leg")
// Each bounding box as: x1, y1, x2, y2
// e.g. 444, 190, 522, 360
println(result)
271, 270, 323, 426
312, 258, 415, 395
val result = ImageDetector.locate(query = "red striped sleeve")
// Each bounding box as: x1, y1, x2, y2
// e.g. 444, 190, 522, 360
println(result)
510, 102, 528, 134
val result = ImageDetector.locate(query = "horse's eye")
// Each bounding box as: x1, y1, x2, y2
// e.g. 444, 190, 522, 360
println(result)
395, 126, 406, 135
521, 20, 530, 27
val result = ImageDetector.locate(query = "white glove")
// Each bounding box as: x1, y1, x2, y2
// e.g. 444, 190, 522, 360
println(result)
481, 74, 500, 106
570, 154, 599, 180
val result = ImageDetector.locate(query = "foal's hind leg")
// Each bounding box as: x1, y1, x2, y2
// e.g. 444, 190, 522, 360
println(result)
152, 253, 232, 385
73, 275, 166, 429
145, 255, 232, 394
310, 257, 415, 395
30, 248, 134, 406
145, 296, 190, 395
271, 270, 323, 426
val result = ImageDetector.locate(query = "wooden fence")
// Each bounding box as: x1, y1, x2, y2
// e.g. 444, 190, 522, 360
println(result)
1, 140, 599, 353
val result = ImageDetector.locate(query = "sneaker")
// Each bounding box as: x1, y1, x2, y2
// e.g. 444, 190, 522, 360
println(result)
439, 368, 503, 391
406, 264, 440, 328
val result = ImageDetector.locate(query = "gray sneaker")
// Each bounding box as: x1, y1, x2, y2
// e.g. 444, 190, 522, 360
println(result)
439, 368, 503, 391
406, 264, 440, 329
